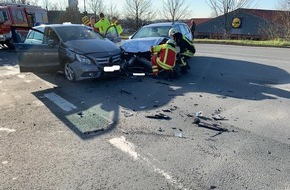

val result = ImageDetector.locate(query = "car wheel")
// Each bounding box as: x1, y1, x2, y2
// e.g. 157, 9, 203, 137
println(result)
64, 62, 76, 81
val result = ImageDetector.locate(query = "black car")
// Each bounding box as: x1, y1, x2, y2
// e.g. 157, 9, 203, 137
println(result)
14, 24, 124, 81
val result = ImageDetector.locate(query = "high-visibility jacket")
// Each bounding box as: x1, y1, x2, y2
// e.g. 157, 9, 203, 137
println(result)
150, 43, 177, 70
94, 17, 110, 35
111, 20, 123, 35
173, 32, 196, 57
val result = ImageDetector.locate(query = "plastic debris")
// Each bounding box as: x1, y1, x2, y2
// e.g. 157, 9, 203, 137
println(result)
140, 106, 147, 109
158, 127, 164, 132
173, 129, 183, 138
145, 113, 171, 120
193, 118, 201, 124
212, 115, 227, 121
195, 111, 203, 117
120, 89, 132, 95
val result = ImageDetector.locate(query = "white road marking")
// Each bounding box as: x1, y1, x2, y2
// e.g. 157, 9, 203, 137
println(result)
2, 161, 8, 165
0, 127, 16, 133
44, 93, 77, 112
109, 136, 188, 190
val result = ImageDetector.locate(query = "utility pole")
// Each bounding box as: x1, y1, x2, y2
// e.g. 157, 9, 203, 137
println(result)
84, 0, 86, 12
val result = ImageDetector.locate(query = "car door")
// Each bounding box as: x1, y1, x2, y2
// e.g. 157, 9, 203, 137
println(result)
13, 26, 60, 73
105, 25, 121, 43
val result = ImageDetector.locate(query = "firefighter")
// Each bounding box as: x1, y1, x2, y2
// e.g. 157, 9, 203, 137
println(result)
169, 28, 196, 74
150, 39, 177, 76
110, 16, 123, 35
94, 13, 110, 35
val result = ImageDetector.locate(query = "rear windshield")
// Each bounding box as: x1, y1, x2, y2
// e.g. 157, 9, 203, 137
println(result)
54, 25, 104, 42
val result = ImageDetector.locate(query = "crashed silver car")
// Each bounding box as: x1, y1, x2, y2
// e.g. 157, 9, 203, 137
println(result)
121, 22, 193, 61
14, 24, 124, 81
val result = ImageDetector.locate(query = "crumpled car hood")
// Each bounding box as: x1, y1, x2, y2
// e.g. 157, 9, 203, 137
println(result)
121, 37, 166, 53
64, 39, 120, 54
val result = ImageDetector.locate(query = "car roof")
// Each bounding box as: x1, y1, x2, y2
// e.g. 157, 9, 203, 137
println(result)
33, 24, 84, 29
143, 22, 186, 27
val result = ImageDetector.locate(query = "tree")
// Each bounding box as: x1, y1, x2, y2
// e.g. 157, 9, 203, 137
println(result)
106, 2, 120, 20
207, 0, 256, 16
124, 0, 154, 30
207, 0, 257, 38
277, 0, 290, 40
162, 0, 192, 22
87, 0, 104, 19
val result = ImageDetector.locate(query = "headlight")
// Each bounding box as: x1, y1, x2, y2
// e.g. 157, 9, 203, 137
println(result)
76, 54, 92, 64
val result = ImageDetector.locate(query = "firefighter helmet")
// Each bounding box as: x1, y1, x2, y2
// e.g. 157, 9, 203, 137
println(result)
168, 28, 177, 36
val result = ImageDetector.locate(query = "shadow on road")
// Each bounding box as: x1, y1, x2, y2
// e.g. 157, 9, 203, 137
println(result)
5, 52, 289, 140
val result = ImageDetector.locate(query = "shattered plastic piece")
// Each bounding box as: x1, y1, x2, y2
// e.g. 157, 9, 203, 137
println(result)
120, 89, 132, 95
162, 109, 172, 113
195, 111, 203, 117
140, 106, 147, 109
173, 130, 183, 138
158, 127, 164, 132
145, 113, 171, 120
210, 185, 217, 189
124, 112, 133, 117
193, 118, 201, 124
212, 115, 227, 121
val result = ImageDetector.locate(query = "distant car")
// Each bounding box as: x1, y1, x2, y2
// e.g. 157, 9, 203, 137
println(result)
121, 22, 193, 61
13, 24, 124, 81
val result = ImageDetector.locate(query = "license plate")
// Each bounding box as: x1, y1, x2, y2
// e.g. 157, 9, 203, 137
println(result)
104, 65, 120, 72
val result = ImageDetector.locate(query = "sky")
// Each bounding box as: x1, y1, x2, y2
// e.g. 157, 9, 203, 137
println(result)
45, 0, 283, 18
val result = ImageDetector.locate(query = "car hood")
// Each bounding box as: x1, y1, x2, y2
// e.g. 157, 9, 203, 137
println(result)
121, 37, 166, 53
64, 39, 119, 54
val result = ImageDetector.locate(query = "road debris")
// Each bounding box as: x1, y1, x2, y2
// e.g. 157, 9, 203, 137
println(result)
156, 81, 170, 85
162, 109, 172, 113
145, 113, 171, 120
210, 185, 217, 189
193, 118, 201, 124
198, 123, 228, 132
121, 110, 134, 117
173, 128, 183, 138
140, 106, 147, 109
120, 89, 132, 95
158, 127, 165, 132
195, 111, 203, 117
212, 115, 228, 121
77, 112, 84, 118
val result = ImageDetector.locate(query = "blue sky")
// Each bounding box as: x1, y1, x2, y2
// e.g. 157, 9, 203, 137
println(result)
48, 0, 282, 18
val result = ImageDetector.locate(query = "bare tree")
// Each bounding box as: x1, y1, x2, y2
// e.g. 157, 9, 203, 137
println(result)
124, 0, 154, 29
277, 0, 290, 40
87, 0, 104, 19
207, 0, 256, 16
106, 2, 120, 20
162, 0, 192, 22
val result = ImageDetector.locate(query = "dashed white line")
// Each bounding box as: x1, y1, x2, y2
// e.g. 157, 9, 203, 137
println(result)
109, 136, 188, 190
0, 127, 16, 133
44, 92, 77, 112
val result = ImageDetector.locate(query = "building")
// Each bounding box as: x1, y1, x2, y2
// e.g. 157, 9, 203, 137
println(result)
194, 8, 289, 39
68, 0, 78, 10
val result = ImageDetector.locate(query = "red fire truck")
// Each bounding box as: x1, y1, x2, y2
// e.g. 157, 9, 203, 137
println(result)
0, 3, 48, 48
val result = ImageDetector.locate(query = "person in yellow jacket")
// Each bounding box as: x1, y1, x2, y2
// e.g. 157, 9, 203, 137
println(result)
94, 13, 110, 35
110, 17, 123, 35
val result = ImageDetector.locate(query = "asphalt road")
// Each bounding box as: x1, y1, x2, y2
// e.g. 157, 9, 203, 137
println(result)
0, 44, 289, 190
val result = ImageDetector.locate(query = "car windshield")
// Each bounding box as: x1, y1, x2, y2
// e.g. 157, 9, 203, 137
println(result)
54, 25, 104, 42
132, 26, 171, 39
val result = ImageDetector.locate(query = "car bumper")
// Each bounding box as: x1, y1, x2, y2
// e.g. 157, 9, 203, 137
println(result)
71, 60, 127, 81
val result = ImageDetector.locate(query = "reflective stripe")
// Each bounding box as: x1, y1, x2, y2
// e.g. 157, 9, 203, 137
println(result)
180, 57, 186, 66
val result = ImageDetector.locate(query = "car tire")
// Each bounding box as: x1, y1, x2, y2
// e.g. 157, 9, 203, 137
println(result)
64, 62, 76, 81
